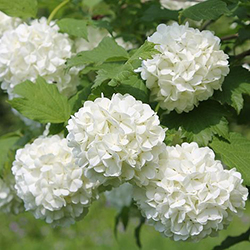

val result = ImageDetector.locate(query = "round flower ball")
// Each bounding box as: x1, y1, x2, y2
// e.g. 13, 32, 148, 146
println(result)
0, 11, 21, 36
160, 0, 204, 10
12, 135, 96, 227
136, 23, 230, 113
67, 93, 166, 188
133, 142, 248, 241
0, 17, 80, 99
0, 174, 24, 214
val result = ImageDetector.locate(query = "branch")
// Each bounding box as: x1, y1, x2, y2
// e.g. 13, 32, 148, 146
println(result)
213, 227, 250, 250
201, 20, 214, 31
221, 33, 239, 41
235, 49, 250, 60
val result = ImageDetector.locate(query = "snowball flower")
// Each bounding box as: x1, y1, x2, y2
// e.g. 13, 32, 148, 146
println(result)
0, 175, 24, 214
0, 18, 80, 99
12, 135, 96, 227
67, 93, 166, 188
0, 11, 21, 36
75, 26, 135, 53
160, 0, 204, 10
136, 23, 230, 113
133, 142, 248, 241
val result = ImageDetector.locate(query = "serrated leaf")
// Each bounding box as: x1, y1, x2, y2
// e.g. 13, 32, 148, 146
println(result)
57, 18, 88, 40
93, 63, 131, 88
214, 67, 250, 114
0, 132, 21, 174
8, 77, 72, 123
115, 75, 149, 103
210, 133, 250, 185
182, 0, 230, 21
67, 37, 129, 68
128, 41, 159, 69
0, 0, 38, 18
162, 101, 229, 146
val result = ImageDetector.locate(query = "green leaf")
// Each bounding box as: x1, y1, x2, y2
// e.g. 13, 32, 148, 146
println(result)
57, 18, 88, 40
162, 100, 229, 146
0, 132, 21, 174
128, 41, 159, 69
210, 133, 250, 185
0, 0, 38, 18
114, 206, 130, 238
8, 77, 72, 123
67, 37, 129, 68
115, 75, 149, 103
214, 67, 250, 114
182, 0, 230, 21
69, 81, 92, 113
141, 4, 178, 22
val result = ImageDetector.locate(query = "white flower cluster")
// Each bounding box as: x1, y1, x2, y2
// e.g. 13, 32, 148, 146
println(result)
160, 0, 204, 10
0, 175, 24, 214
75, 26, 135, 53
0, 11, 21, 36
0, 17, 80, 99
67, 93, 165, 188
133, 142, 248, 241
136, 23, 230, 113
12, 135, 97, 227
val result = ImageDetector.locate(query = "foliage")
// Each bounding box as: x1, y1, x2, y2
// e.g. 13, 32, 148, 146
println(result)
0, 0, 250, 249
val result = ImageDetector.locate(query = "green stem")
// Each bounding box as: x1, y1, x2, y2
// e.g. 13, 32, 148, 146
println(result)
47, 0, 70, 24
155, 103, 160, 113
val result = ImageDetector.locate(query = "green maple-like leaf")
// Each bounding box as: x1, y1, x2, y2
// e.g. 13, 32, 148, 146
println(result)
214, 67, 250, 114
162, 100, 229, 146
9, 77, 72, 123
210, 132, 250, 185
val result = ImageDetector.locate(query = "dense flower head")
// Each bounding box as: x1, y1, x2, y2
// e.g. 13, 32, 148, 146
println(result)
0, 17, 80, 99
136, 23, 230, 113
133, 142, 248, 241
67, 93, 166, 188
0, 11, 21, 36
12, 135, 96, 227
160, 0, 204, 10
75, 26, 135, 53
0, 175, 24, 214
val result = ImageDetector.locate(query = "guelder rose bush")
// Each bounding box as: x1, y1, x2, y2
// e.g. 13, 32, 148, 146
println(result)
67, 93, 165, 188
136, 23, 230, 113
133, 143, 248, 241
12, 135, 97, 227
0, 1, 249, 247
0, 18, 80, 99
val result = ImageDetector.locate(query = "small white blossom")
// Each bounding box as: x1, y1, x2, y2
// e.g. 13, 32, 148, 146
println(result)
243, 63, 250, 71
134, 142, 248, 241
67, 93, 166, 188
136, 23, 230, 113
12, 135, 97, 227
0, 11, 21, 36
0, 175, 24, 214
75, 26, 135, 53
160, 0, 204, 10
0, 18, 80, 98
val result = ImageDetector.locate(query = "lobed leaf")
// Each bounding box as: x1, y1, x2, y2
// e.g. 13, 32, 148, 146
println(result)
8, 77, 72, 123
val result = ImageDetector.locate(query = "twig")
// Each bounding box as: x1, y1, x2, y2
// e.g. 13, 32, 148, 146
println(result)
235, 49, 250, 60
47, 0, 70, 24
221, 33, 239, 41
201, 20, 214, 31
